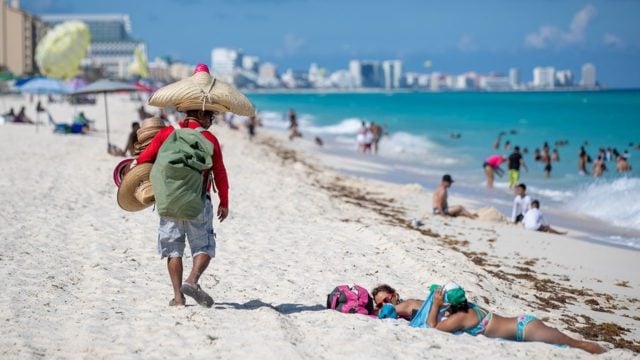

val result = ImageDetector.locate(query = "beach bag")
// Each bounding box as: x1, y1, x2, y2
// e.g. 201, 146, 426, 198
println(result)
150, 124, 213, 219
326, 285, 374, 315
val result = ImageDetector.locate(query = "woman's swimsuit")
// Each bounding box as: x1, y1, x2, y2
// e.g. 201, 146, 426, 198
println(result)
516, 314, 538, 341
465, 304, 493, 336
464, 305, 538, 342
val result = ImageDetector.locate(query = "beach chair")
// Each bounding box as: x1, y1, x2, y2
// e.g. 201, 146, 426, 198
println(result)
48, 112, 70, 133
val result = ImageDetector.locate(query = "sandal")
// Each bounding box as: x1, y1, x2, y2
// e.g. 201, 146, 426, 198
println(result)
169, 296, 186, 307
181, 282, 214, 308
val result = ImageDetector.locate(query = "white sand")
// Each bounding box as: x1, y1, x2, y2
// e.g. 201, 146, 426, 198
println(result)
0, 94, 638, 359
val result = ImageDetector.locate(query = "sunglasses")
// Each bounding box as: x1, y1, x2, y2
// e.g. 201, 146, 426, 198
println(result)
375, 293, 395, 309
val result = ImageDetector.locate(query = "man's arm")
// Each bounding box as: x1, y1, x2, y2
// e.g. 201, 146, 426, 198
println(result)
520, 158, 528, 172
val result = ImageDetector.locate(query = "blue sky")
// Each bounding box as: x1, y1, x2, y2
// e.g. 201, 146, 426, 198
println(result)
20, 0, 640, 87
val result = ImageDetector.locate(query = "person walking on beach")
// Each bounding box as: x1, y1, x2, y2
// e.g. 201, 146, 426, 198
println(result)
483, 154, 506, 189
522, 200, 566, 235
432, 174, 477, 219
507, 146, 528, 188
124, 121, 140, 156
510, 183, 531, 224
288, 108, 301, 140
136, 64, 254, 307
370, 122, 382, 154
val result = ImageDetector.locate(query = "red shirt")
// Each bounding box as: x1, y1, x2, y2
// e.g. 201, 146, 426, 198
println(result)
137, 120, 229, 208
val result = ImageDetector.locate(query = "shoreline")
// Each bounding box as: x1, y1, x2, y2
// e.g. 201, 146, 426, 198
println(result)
258, 125, 640, 251
0, 94, 638, 358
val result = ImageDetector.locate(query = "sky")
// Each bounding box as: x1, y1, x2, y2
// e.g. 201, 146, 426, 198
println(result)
19, 0, 640, 87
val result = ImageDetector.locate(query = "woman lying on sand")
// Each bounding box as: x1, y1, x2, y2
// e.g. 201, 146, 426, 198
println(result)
371, 284, 605, 354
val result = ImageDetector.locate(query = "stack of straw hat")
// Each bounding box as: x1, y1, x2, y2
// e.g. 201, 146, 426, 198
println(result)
134, 116, 166, 155
116, 63, 255, 213
147, 64, 255, 116
116, 162, 155, 212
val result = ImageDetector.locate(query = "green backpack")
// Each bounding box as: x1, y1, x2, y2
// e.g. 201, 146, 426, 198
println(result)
150, 124, 214, 219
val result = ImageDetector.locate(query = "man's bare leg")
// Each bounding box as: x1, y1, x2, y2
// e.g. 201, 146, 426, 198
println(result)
184, 253, 211, 286
448, 205, 478, 219
540, 225, 567, 235
167, 257, 185, 305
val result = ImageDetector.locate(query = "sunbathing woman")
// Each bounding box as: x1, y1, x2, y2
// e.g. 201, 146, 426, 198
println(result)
372, 284, 605, 354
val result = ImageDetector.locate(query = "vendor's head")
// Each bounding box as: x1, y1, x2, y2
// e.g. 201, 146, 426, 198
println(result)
185, 108, 218, 128
371, 284, 400, 309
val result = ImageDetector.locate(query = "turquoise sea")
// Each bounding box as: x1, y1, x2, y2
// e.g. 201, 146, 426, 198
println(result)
245, 91, 640, 249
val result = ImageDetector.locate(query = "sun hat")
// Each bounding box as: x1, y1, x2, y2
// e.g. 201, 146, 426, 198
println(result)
429, 282, 467, 306
147, 63, 255, 116
116, 162, 155, 211
136, 116, 166, 144
112, 157, 135, 187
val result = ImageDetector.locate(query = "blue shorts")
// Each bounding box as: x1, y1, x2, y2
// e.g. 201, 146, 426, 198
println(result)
516, 314, 538, 341
157, 197, 216, 259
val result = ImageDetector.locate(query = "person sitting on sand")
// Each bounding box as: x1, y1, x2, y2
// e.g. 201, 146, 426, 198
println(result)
14, 106, 33, 123
510, 183, 531, 224
522, 200, 566, 235
371, 284, 605, 354
432, 174, 477, 219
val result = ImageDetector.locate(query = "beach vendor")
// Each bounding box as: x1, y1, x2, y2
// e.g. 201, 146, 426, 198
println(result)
483, 154, 506, 188
117, 64, 255, 307
372, 284, 605, 354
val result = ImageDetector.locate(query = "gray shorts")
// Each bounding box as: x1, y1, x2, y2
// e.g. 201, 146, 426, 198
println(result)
157, 197, 216, 259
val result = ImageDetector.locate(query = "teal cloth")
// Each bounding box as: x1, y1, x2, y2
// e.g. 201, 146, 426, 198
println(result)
409, 292, 436, 328
378, 304, 398, 319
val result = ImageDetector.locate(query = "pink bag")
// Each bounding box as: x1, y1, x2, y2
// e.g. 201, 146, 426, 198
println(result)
326, 285, 374, 315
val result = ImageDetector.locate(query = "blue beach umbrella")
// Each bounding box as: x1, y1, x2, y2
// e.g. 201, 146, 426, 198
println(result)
19, 77, 70, 95
19, 77, 71, 132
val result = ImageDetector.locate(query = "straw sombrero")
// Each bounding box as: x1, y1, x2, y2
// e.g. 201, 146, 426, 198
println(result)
136, 116, 166, 144
116, 162, 155, 212
147, 64, 255, 116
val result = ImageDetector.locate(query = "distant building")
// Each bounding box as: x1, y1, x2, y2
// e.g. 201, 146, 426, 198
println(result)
348, 60, 361, 88
454, 74, 475, 90
481, 76, 511, 91
382, 60, 402, 90
509, 68, 519, 88
533, 66, 555, 88
581, 63, 596, 87
211, 48, 242, 84
555, 70, 573, 87
360, 61, 382, 88
41, 13, 146, 79
241, 55, 259, 72
0, 0, 48, 75
257, 62, 279, 87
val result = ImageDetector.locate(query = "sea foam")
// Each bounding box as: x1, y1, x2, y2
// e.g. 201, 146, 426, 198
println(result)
564, 177, 640, 230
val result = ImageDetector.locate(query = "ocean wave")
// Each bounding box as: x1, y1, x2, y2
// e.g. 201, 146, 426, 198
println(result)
564, 177, 640, 230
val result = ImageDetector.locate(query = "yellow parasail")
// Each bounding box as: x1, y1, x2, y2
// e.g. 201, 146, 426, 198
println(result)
35, 21, 90, 79
128, 45, 149, 78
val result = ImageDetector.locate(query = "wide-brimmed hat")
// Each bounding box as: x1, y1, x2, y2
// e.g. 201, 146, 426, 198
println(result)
147, 64, 255, 116
113, 157, 135, 188
116, 162, 155, 212
136, 116, 166, 144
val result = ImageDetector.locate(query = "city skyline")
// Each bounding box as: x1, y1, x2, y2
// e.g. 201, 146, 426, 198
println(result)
18, 0, 640, 87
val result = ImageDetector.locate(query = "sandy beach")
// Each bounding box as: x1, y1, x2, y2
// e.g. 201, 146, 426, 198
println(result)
0, 94, 638, 359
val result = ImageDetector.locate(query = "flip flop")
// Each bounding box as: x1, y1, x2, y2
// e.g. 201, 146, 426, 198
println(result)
169, 296, 186, 307
181, 283, 214, 308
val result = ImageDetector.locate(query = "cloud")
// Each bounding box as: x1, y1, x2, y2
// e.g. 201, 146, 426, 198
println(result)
457, 34, 475, 52
603, 33, 625, 49
525, 5, 597, 49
